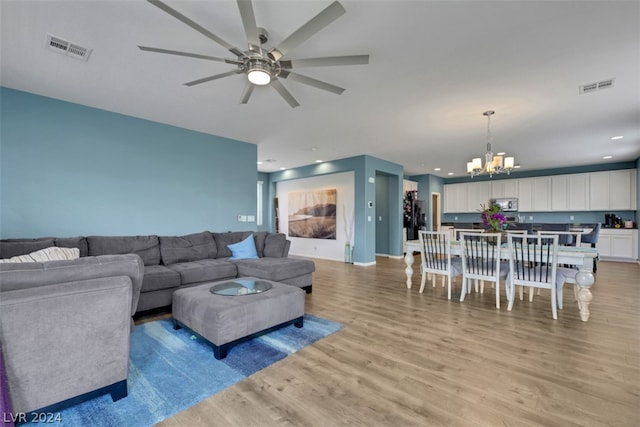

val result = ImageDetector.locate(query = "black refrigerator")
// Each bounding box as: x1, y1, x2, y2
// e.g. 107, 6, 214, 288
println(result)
403, 190, 425, 241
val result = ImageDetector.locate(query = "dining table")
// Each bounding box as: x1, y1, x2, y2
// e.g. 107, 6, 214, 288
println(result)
403, 240, 599, 322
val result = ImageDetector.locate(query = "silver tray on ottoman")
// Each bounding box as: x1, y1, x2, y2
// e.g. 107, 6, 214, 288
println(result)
210, 278, 272, 296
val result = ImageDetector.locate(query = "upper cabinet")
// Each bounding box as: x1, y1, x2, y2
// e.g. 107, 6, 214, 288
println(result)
444, 183, 468, 213
569, 173, 590, 211
518, 177, 550, 212
589, 170, 637, 210
403, 179, 418, 193
444, 168, 636, 214
467, 181, 491, 212
550, 174, 590, 211
490, 180, 518, 199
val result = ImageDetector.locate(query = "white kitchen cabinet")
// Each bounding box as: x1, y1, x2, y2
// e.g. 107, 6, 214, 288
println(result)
589, 169, 637, 210
551, 175, 569, 211
444, 183, 467, 213
403, 179, 418, 193
518, 177, 550, 212
467, 181, 491, 212
569, 173, 590, 211
490, 180, 518, 199
551, 173, 590, 211
598, 229, 638, 261
609, 170, 637, 210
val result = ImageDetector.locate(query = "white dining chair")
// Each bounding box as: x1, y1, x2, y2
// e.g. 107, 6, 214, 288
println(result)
537, 230, 583, 247
504, 230, 530, 300
417, 230, 462, 299
453, 228, 484, 241
537, 230, 583, 308
506, 234, 560, 319
459, 232, 508, 309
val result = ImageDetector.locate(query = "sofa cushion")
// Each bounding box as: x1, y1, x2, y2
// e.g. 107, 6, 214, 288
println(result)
159, 231, 217, 265
142, 265, 181, 292
263, 233, 287, 258
252, 232, 268, 257
87, 235, 160, 266
233, 257, 315, 282
166, 259, 237, 285
228, 235, 259, 260
0, 239, 55, 259
213, 232, 252, 258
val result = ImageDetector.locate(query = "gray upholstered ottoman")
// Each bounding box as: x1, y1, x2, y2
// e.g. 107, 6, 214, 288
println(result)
172, 278, 305, 359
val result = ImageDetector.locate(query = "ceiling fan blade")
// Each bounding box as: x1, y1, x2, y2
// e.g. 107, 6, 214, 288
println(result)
184, 70, 242, 87
239, 81, 254, 104
138, 46, 231, 62
236, 0, 260, 49
270, 79, 300, 108
279, 54, 370, 69
279, 71, 345, 95
147, 0, 246, 57
269, 1, 345, 61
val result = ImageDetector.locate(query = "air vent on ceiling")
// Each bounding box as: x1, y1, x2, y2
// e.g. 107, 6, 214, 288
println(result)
580, 78, 615, 94
45, 33, 92, 61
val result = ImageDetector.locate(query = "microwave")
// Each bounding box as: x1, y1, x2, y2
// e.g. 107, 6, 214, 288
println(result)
490, 198, 518, 212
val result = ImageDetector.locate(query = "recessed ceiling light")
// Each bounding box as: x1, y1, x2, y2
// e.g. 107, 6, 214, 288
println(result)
611, 136, 623, 140
447, 172, 454, 176
256, 161, 263, 165
603, 155, 613, 159
497, 152, 506, 156
434, 168, 441, 171
279, 167, 286, 170
315, 160, 322, 163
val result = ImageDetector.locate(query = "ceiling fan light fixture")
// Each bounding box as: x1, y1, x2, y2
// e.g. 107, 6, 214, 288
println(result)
247, 59, 272, 85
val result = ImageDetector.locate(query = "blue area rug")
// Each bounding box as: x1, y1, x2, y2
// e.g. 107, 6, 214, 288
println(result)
25, 314, 341, 427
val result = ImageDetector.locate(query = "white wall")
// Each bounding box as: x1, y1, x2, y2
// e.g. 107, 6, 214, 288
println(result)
276, 171, 355, 261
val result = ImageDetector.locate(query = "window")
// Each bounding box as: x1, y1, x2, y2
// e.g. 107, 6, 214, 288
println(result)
257, 180, 263, 226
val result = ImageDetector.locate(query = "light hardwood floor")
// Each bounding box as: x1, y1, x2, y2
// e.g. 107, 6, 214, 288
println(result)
151, 257, 640, 427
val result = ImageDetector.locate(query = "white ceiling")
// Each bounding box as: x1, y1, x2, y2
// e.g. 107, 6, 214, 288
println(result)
2, 0, 639, 177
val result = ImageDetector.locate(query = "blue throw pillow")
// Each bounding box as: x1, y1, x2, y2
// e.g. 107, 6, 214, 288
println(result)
227, 234, 259, 260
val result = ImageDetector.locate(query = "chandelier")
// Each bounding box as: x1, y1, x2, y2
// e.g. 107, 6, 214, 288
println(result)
467, 110, 515, 178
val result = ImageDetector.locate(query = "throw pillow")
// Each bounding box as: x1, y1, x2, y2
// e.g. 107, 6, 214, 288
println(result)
0, 246, 80, 263
227, 235, 259, 260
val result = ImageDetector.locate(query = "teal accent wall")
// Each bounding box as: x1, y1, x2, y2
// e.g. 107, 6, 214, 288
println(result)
0, 87, 257, 238
267, 155, 403, 264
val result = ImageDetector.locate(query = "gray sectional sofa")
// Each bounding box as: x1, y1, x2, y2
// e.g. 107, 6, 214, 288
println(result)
0, 230, 315, 315
0, 230, 314, 414
0, 254, 143, 414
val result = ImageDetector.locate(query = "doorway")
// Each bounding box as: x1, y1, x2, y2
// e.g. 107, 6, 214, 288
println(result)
431, 192, 441, 231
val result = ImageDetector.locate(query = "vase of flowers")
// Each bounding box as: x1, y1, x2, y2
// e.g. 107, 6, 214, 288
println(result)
480, 203, 508, 244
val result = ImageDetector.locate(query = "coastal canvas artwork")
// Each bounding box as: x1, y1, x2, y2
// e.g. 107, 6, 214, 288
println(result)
288, 189, 336, 239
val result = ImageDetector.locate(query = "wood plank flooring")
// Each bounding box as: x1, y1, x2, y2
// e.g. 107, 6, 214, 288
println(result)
149, 257, 640, 427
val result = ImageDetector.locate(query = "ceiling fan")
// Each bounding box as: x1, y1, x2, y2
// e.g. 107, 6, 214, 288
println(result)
138, 0, 370, 108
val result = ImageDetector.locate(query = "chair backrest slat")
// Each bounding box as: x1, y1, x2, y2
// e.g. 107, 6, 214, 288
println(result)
508, 234, 558, 284
460, 232, 502, 278
418, 230, 452, 275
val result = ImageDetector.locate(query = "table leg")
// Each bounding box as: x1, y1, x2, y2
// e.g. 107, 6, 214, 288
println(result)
404, 251, 414, 289
573, 257, 595, 322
